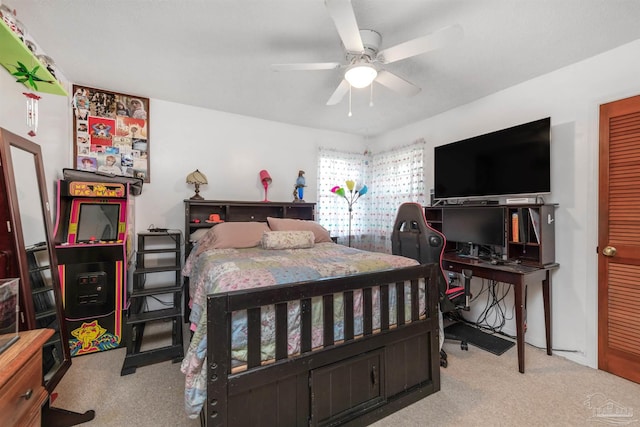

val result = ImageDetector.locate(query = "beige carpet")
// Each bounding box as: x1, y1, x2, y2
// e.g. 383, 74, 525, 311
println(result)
53, 324, 640, 427
52, 321, 199, 427
372, 341, 640, 427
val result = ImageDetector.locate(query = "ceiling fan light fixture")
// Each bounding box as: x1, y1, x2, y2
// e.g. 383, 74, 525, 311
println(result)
345, 64, 377, 88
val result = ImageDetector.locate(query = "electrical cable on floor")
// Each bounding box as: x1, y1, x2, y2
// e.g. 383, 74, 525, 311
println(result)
527, 342, 581, 353
447, 276, 516, 337
473, 279, 513, 334
448, 276, 579, 353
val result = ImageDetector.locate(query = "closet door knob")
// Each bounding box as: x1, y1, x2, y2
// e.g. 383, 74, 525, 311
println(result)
602, 246, 617, 257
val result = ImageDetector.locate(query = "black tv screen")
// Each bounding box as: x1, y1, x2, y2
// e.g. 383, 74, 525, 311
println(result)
434, 117, 551, 200
442, 207, 505, 247
76, 204, 120, 242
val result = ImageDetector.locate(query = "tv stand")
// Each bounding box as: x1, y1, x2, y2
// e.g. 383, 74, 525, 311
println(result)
437, 199, 500, 206
464, 199, 500, 205
425, 203, 556, 267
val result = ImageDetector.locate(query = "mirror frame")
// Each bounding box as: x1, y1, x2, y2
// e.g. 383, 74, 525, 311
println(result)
0, 128, 71, 392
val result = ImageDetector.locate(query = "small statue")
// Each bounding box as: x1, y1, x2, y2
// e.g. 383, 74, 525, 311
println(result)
293, 170, 306, 202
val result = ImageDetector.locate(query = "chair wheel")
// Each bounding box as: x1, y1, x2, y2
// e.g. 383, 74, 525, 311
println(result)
440, 350, 448, 361
440, 357, 448, 368
461, 341, 468, 351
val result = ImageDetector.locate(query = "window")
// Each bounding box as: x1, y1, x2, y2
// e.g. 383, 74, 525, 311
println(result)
317, 141, 425, 252
317, 148, 369, 247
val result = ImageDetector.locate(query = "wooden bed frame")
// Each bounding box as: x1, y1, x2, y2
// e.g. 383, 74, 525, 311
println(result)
203, 264, 441, 426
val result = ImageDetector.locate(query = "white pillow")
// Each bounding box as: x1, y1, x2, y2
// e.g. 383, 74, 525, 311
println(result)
261, 230, 315, 250
190, 228, 210, 242
266, 217, 333, 243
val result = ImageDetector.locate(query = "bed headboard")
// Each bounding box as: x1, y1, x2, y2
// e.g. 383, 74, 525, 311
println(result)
184, 200, 316, 256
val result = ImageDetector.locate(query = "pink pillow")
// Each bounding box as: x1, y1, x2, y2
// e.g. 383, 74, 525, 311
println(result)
267, 217, 333, 243
196, 222, 270, 254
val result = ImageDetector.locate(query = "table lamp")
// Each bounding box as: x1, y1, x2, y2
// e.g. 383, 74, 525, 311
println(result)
259, 170, 272, 202
186, 169, 208, 200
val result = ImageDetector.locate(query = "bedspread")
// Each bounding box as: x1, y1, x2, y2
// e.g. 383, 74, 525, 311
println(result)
180, 242, 420, 418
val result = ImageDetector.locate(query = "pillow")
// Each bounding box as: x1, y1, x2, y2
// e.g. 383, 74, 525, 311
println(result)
189, 228, 210, 242
261, 230, 315, 250
266, 217, 333, 243
195, 222, 270, 254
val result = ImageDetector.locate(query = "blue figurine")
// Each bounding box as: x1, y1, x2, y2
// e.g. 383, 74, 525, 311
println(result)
294, 170, 306, 201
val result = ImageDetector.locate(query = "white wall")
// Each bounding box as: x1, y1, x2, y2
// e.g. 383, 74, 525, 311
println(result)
0, 67, 70, 221
136, 99, 364, 234
1, 66, 363, 237
373, 39, 640, 368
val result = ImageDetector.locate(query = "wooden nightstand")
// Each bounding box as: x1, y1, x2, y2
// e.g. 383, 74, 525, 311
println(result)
0, 329, 54, 427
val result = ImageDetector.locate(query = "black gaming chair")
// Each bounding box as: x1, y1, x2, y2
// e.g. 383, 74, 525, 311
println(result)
391, 203, 466, 311
391, 202, 469, 367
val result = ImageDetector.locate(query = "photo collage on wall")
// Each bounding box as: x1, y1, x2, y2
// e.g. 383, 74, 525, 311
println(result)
72, 85, 150, 182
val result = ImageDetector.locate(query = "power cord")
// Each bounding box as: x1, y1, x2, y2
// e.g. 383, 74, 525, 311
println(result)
144, 226, 184, 249
474, 280, 513, 333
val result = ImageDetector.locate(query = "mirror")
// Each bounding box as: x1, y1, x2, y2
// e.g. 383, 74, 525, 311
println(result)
0, 128, 71, 393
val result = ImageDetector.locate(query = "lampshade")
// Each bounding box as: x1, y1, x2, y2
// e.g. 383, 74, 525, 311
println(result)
186, 169, 208, 185
186, 169, 207, 200
344, 64, 377, 88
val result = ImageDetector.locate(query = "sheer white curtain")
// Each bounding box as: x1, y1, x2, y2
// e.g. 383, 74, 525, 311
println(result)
317, 148, 370, 247
364, 140, 426, 252
317, 140, 426, 252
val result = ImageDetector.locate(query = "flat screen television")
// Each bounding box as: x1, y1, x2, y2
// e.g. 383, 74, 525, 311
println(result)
76, 203, 120, 242
442, 207, 505, 247
434, 117, 551, 201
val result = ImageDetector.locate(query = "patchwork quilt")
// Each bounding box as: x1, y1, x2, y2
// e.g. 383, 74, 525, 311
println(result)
180, 242, 421, 418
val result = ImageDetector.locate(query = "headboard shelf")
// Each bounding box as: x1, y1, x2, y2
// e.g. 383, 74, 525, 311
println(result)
184, 199, 315, 256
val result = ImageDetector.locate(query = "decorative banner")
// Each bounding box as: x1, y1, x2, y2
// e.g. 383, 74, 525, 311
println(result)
72, 85, 150, 182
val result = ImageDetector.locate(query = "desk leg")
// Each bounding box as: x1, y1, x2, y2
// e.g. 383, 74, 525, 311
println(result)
542, 270, 552, 356
514, 281, 525, 373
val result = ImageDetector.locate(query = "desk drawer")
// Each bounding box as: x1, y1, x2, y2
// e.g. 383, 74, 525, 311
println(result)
0, 352, 45, 427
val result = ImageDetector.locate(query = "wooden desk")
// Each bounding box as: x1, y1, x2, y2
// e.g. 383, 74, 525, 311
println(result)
442, 254, 559, 373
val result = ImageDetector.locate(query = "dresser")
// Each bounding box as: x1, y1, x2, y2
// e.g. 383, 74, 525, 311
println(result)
0, 329, 54, 427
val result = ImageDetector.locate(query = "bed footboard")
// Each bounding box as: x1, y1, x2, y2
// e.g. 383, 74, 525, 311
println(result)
205, 264, 440, 426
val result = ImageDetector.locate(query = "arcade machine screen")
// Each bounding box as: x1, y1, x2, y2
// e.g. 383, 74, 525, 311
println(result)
76, 203, 120, 242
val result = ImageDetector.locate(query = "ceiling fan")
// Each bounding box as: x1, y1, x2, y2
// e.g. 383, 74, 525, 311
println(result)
271, 0, 463, 106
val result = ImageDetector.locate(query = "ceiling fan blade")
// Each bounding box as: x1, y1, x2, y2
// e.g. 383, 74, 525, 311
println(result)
377, 24, 463, 64
271, 62, 342, 71
326, 80, 350, 105
325, 0, 364, 53
375, 70, 421, 97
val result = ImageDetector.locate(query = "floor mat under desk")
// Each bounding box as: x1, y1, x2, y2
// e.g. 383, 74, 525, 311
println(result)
444, 322, 515, 355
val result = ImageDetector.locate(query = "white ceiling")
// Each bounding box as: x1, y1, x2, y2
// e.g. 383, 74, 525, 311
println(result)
12, 0, 640, 136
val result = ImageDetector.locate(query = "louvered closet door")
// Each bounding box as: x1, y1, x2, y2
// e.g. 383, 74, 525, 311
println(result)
598, 95, 640, 384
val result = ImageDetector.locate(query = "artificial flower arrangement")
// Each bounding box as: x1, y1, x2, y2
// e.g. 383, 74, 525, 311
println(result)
331, 180, 368, 211
331, 180, 368, 246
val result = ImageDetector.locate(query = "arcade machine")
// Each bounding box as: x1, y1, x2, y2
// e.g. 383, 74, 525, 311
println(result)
53, 177, 138, 356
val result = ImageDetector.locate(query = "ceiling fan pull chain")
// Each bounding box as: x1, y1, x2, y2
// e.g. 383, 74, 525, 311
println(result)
369, 84, 374, 107
348, 84, 353, 117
